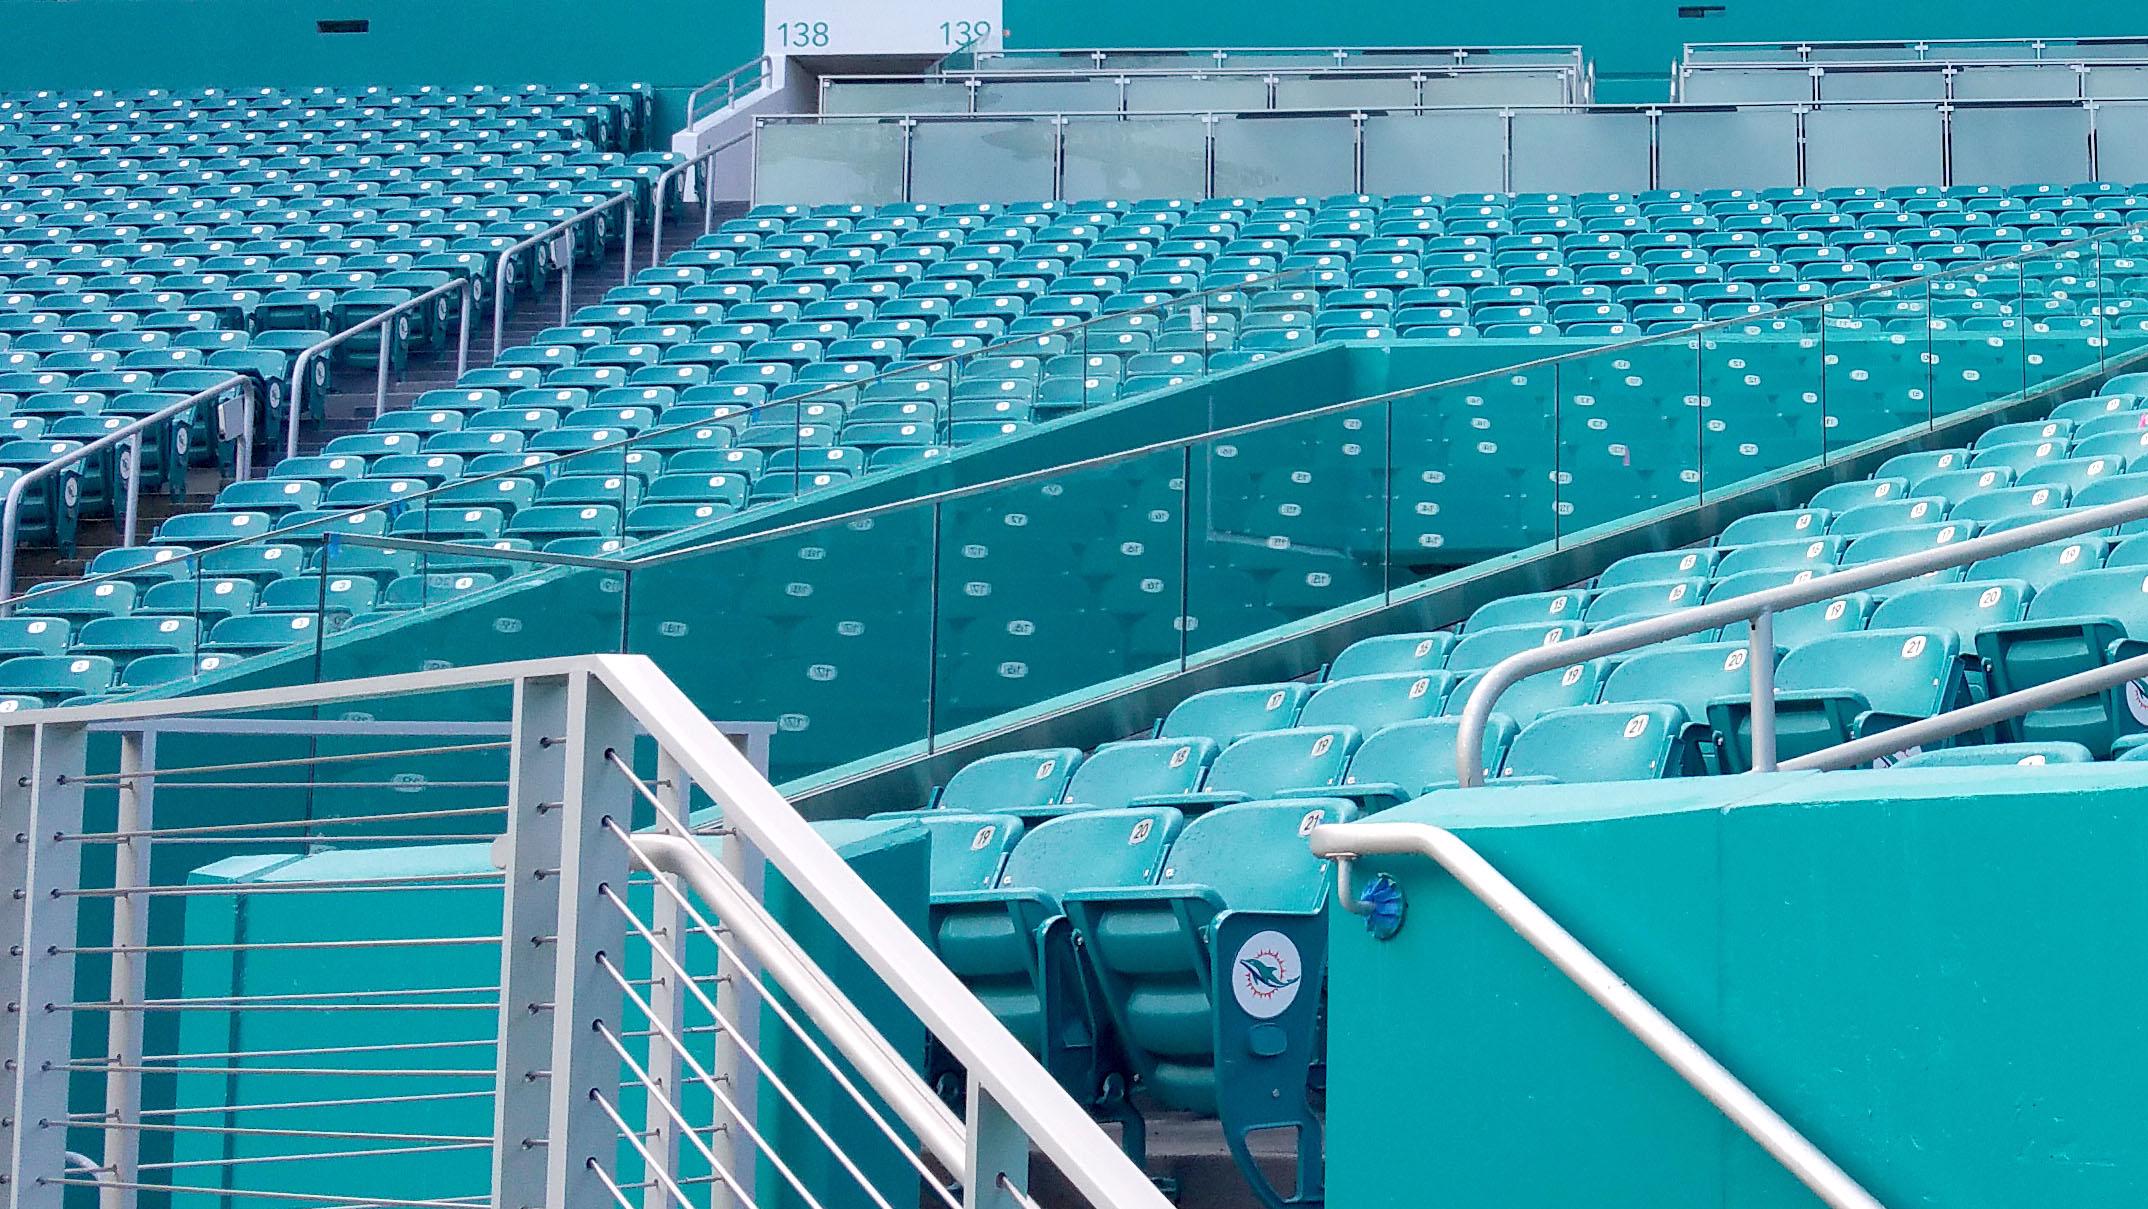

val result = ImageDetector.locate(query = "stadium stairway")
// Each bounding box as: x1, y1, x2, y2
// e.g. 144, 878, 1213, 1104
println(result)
4, 201, 744, 596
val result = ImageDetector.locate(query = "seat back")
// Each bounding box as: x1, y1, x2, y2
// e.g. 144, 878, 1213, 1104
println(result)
1343, 717, 1517, 797
1780, 627, 1961, 717
1501, 703, 1690, 782
1202, 727, 1360, 799
994, 807, 1183, 898
937, 748, 1082, 814
1297, 672, 1452, 732
1059, 737, 1218, 811
918, 814, 1026, 893
1153, 798, 1354, 914
1325, 631, 1453, 680
1157, 682, 1312, 743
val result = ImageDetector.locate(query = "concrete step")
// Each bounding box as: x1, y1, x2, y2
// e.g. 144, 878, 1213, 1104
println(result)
1025, 1114, 1309, 1209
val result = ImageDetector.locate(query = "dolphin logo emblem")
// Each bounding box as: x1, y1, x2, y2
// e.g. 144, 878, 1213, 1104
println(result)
1238, 955, 1301, 993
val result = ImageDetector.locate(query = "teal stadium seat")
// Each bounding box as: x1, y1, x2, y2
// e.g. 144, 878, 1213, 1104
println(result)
1063, 799, 1355, 1209
928, 807, 1184, 1158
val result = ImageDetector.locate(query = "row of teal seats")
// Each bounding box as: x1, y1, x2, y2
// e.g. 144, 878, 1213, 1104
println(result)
913, 798, 1343, 1209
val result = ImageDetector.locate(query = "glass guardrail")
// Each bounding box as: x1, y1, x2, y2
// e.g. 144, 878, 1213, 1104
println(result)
227, 224, 2148, 782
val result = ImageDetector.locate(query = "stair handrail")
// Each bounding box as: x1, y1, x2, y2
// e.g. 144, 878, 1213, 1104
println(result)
1306, 820, 1886, 1209
489, 192, 637, 360
1784, 647, 2148, 770
282, 276, 477, 462
0, 375, 254, 612
648, 127, 758, 269
6, 653, 1174, 1209
685, 54, 775, 127
1452, 472, 2148, 784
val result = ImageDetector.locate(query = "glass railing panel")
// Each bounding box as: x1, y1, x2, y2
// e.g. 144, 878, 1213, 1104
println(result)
626, 502, 936, 783
1554, 334, 1702, 535
1700, 315, 1826, 497
933, 446, 1187, 734
1818, 279, 1930, 451
1183, 392, 1392, 660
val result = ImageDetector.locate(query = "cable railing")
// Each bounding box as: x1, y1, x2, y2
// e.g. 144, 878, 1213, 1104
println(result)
1, 653, 1171, 1209
1306, 820, 1887, 1209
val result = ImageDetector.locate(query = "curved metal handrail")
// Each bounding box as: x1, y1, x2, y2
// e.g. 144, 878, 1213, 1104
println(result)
1307, 820, 1886, 1209
0, 375, 253, 610
489, 192, 635, 359
1452, 480, 2148, 786
283, 276, 477, 461
648, 127, 756, 269
685, 55, 774, 127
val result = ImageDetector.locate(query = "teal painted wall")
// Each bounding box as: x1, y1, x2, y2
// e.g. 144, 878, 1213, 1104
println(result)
1327, 765, 2148, 1207
4, 0, 2147, 125
0, 0, 763, 132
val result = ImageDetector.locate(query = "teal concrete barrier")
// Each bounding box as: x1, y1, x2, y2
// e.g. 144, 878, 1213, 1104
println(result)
1327, 764, 2148, 1207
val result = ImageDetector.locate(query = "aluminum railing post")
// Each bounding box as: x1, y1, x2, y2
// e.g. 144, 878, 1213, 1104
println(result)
542, 672, 639, 1207
642, 750, 690, 1209
560, 229, 576, 327
493, 252, 514, 362
492, 672, 572, 1209
1750, 606, 1778, 773
374, 328, 392, 418
285, 348, 314, 463
0, 726, 39, 1202
8, 721, 87, 1209
965, 1078, 1030, 1209
120, 432, 142, 548
456, 282, 473, 379
714, 817, 766, 1202
100, 729, 154, 1209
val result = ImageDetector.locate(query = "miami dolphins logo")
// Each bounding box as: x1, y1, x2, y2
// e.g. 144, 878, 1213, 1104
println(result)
1232, 930, 1303, 1019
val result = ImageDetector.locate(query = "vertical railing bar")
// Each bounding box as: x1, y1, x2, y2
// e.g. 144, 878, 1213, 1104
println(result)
12, 720, 87, 1209
489, 674, 570, 1209
97, 728, 152, 1209
1748, 606, 1778, 773
638, 751, 687, 1209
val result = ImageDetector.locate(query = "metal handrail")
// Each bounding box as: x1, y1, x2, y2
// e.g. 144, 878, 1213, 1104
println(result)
1452, 469, 2148, 786
1683, 34, 2148, 63
0, 375, 252, 611
283, 276, 477, 462
965, 44, 1586, 70
648, 128, 756, 269
684, 54, 774, 127
490, 191, 635, 361
13, 652, 1177, 1209
823, 62, 1585, 85
1306, 820, 1887, 1209
0, 254, 1321, 615
762, 91, 2148, 123
1785, 647, 2148, 771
